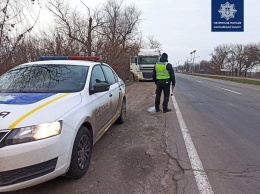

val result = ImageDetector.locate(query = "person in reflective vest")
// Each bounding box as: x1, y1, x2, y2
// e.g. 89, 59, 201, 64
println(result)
152, 53, 176, 113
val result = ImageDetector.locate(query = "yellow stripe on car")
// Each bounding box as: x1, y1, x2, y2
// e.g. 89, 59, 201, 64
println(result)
8, 93, 70, 129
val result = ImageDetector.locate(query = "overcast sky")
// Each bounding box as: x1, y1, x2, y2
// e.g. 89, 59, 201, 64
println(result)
37, 0, 260, 66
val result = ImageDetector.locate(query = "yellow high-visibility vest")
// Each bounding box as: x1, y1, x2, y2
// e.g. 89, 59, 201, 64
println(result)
155, 62, 170, 79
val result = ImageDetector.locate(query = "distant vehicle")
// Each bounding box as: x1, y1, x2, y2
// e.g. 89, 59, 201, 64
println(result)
130, 48, 160, 81
0, 56, 126, 192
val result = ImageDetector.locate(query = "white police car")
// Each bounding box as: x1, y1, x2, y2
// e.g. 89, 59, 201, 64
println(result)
0, 56, 126, 192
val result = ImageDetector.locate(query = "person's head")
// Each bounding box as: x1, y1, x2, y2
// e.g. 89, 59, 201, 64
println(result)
160, 53, 168, 62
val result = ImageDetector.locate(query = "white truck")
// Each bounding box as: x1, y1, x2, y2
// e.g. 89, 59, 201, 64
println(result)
130, 48, 161, 81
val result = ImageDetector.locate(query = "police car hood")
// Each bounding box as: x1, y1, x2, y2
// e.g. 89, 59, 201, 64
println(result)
0, 93, 81, 129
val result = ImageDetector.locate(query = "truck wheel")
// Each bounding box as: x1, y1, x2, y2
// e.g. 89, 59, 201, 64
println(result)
132, 73, 136, 81
65, 126, 92, 179
115, 99, 126, 124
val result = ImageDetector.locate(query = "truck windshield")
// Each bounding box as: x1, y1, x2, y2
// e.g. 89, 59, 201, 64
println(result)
0, 64, 89, 93
138, 56, 159, 64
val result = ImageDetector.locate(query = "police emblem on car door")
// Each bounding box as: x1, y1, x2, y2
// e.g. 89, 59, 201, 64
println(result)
90, 65, 112, 137
101, 65, 120, 118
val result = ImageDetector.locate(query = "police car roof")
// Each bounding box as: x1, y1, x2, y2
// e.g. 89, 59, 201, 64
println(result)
38, 56, 102, 61
19, 56, 103, 67
19, 59, 103, 68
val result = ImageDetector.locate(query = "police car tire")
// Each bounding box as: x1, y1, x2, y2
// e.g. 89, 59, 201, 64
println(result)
65, 126, 92, 179
115, 99, 126, 124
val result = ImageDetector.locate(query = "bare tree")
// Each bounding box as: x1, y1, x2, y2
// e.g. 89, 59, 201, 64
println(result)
46, 0, 104, 56
1, 0, 142, 80
0, 0, 39, 74
229, 44, 246, 76
198, 60, 215, 74
99, 0, 141, 78
147, 35, 162, 49
226, 47, 236, 76
242, 43, 260, 77
210, 44, 229, 74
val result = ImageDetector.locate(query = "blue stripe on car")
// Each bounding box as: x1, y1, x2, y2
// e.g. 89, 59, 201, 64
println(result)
0, 93, 57, 105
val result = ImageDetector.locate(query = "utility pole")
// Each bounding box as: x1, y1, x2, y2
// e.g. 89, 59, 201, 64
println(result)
81, 0, 92, 56
192, 50, 196, 73
190, 52, 193, 72
190, 50, 196, 73
186, 57, 189, 72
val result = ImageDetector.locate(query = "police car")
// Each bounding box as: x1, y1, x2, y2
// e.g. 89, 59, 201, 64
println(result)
0, 56, 126, 192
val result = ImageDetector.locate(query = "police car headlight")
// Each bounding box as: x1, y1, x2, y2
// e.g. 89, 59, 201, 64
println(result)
5, 121, 62, 145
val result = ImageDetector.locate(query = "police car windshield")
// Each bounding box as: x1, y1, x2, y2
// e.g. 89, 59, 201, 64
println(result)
0, 64, 89, 93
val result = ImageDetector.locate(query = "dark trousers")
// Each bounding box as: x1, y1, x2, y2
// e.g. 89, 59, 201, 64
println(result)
155, 82, 170, 111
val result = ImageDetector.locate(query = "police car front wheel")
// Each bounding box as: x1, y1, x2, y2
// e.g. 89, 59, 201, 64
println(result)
65, 126, 92, 179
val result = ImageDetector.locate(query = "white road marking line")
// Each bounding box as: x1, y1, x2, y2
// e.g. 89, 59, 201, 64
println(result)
196, 80, 242, 95
171, 94, 214, 194
211, 84, 242, 95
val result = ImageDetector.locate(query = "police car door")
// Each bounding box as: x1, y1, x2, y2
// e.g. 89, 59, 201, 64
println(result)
101, 64, 120, 118
89, 65, 111, 135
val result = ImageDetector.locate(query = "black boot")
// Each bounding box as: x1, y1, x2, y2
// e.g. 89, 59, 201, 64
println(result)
163, 108, 171, 113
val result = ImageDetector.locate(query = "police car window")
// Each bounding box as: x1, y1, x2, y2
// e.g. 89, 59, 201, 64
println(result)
101, 65, 117, 84
90, 65, 107, 89
0, 65, 89, 93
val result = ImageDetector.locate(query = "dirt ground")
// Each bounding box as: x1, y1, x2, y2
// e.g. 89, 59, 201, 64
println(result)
8, 82, 183, 194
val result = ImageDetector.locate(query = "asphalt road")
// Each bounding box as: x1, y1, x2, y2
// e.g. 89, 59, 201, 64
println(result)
171, 73, 260, 194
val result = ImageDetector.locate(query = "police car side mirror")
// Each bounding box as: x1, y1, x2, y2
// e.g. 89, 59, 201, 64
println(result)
90, 82, 110, 94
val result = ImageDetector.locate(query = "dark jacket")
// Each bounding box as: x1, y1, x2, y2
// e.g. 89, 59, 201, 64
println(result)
152, 57, 176, 86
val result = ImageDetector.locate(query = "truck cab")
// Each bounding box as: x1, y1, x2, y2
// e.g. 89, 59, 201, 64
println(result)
130, 49, 160, 81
